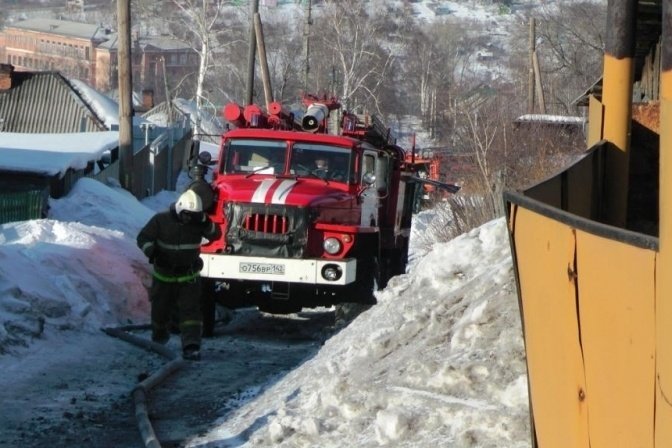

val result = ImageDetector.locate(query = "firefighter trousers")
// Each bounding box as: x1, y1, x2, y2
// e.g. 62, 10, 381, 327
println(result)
150, 276, 203, 349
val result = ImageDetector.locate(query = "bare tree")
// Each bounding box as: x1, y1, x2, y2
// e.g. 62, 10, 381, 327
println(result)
310, 0, 396, 112
462, 103, 506, 216
403, 20, 478, 137
132, 0, 246, 123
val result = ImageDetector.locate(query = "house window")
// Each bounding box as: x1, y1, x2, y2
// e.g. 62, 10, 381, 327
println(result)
180, 53, 187, 65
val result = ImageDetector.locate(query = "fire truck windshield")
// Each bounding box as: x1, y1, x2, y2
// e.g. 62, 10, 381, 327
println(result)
290, 143, 352, 182
223, 139, 287, 175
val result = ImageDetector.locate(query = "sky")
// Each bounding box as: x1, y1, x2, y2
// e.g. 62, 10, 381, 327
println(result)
0, 173, 531, 447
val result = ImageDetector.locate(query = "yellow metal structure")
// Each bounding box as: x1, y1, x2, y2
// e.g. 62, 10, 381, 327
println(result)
655, 56, 672, 448
505, 1, 665, 447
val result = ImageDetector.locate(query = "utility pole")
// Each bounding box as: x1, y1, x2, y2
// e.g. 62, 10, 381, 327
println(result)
303, 0, 312, 91
254, 13, 273, 110
117, 0, 134, 192
245, 0, 260, 105
527, 17, 535, 114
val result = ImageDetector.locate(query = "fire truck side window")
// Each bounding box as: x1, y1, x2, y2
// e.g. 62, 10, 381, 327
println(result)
375, 154, 390, 195
224, 139, 286, 174
362, 154, 376, 183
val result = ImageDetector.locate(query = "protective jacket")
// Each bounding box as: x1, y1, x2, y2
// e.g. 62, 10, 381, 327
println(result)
137, 204, 221, 280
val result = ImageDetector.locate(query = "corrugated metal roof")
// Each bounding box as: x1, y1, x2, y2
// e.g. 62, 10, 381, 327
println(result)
0, 72, 107, 133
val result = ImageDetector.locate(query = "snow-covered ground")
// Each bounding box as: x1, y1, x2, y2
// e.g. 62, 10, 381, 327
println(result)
0, 175, 530, 447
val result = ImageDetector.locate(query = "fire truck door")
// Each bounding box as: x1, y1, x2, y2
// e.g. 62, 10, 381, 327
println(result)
360, 151, 379, 227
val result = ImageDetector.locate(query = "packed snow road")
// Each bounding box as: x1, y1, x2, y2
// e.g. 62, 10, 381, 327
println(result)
0, 307, 340, 448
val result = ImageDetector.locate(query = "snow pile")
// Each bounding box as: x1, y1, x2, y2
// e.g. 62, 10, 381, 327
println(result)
0, 179, 152, 354
195, 219, 530, 447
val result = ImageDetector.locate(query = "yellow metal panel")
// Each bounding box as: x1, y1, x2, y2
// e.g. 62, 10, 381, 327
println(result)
576, 231, 655, 448
513, 206, 588, 448
655, 70, 672, 447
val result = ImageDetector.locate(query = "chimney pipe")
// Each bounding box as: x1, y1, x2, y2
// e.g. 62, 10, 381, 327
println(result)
142, 89, 154, 110
0, 64, 14, 91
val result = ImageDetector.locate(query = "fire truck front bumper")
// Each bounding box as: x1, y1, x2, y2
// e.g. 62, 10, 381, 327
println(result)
200, 254, 357, 286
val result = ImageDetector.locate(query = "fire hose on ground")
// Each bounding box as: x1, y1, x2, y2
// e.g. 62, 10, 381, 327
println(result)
102, 324, 186, 448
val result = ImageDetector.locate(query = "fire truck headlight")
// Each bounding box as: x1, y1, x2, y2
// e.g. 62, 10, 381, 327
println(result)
321, 264, 343, 281
323, 237, 342, 255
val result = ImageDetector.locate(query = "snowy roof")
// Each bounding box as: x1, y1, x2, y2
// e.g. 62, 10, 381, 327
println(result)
6, 18, 112, 41
96, 34, 193, 52
138, 36, 193, 51
70, 79, 151, 129
514, 114, 586, 126
0, 131, 119, 177
172, 98, 226, 138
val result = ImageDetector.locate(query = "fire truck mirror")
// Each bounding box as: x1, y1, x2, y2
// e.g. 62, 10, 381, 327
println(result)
362, 172, 376, 186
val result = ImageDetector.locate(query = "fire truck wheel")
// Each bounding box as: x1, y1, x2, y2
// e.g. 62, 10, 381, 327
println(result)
258, 301, 302, 315
386, 248, 407, 279
353, 255, 378, 303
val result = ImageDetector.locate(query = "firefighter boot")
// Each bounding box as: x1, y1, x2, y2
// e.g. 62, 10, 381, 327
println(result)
152, 328, 170, 345
182, 344, 201, 361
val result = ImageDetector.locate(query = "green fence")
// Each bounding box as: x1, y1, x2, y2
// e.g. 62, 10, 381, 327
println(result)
0, 188, 49, 225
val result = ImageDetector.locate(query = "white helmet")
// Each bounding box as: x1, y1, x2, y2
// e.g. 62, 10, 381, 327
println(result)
175, 189, 203, 215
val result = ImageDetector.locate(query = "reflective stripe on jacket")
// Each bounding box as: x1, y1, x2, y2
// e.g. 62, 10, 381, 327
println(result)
152, 270, 200, 283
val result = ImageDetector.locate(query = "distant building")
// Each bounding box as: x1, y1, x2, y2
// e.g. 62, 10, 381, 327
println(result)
0, 18, 198, 102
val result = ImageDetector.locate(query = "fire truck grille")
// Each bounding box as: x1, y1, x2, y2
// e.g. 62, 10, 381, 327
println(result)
225, 203, 309, 258
242, 213, 289, 234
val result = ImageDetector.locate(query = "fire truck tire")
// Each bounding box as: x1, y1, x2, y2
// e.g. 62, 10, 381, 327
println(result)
387, 248, 407, 278
352, 255, 378, 303
258, 301, 302, 315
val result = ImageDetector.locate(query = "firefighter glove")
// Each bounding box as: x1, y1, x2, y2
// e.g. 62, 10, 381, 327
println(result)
143, 243, 155, 260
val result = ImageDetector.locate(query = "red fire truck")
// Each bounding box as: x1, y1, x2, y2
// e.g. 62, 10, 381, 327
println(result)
196, 96, 457, 331
404, 149, 443, 210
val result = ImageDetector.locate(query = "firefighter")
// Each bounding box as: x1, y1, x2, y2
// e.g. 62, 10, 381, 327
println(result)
137, 189, 221, 360
314, 155, 346, 181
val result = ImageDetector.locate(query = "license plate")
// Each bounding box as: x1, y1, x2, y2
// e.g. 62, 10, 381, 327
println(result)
239, 262, 285, 275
